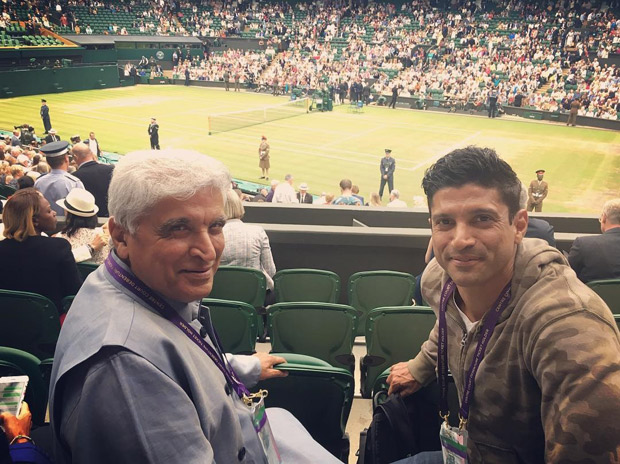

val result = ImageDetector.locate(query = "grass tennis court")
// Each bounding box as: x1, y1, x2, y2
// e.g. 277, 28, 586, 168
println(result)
1, 85, 618, 213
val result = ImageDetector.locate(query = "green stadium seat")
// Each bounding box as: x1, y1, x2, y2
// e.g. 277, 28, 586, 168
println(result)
348, 270, 416, 336
273, 268, 340, 303
77, 262, 100, 281
0, 347, 50, 425
202, 298, 259, 354
210, 266, 267, 337
0, 184, 16, 198
253, 353, 354, 461
267, 302, 357, 370
0, 290, 60, 360
587, 279, 620, 314
360, 306, 436, 398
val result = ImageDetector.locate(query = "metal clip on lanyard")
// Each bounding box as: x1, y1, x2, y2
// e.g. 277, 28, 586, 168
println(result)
437, 279, 512, 430
104, 255, 249, 399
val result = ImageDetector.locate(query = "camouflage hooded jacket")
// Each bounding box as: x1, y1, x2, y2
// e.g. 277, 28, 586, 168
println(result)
409, 238, 620, 463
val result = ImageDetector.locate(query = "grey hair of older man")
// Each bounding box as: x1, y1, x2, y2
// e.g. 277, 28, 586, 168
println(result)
108, 149, 231, 234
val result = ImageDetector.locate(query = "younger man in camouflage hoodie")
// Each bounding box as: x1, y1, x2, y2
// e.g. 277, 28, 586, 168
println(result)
388, 147, 620, 463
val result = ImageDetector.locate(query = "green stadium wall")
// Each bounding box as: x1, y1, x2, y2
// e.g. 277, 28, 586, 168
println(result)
0, 65, 120, 98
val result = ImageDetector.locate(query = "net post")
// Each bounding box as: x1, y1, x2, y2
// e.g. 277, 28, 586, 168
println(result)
208, 116, 212, 135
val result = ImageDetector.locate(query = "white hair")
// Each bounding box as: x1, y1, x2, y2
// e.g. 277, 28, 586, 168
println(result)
602, 199, 620, 225
108, 149, 231, 234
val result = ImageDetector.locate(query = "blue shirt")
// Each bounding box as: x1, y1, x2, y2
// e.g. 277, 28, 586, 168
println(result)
34, 169, 84, 215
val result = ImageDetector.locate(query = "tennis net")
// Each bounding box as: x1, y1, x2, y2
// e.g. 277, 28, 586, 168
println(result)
208, 98, 309, 135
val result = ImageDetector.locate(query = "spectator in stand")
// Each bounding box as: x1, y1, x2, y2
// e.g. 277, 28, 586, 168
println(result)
0, 188, 82, 312
72, 143, 114, 217
368, 192, 382, 207
297, 182, 312, 204
352, 185, 364, 205
568, 199, 620, 283
265, 179, 279, 202
55, 188, 109, 265
387, 189, 407, 207
86, 132, 102, 158
272, 174, 298, 203
221, 189, 277, 300
333, 179, 362, 206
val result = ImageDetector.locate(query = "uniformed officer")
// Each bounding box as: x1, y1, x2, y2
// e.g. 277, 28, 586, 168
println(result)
527, 169, 549, 212
40, 99, 52, 134
34, 141, 85, 216
379, 148, 396, 200
148, 117, 160, 150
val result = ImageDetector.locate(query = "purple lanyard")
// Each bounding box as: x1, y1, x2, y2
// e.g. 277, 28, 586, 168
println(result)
437, 278, 511, 427
104, 255, 249, 398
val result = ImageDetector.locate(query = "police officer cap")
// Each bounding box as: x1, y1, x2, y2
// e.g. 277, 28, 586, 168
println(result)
40, 141, 70, 158
385, 149, 392, 153
535, 169, 545, 174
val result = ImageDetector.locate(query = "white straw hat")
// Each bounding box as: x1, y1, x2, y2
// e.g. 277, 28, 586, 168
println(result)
56, 188, 99, 217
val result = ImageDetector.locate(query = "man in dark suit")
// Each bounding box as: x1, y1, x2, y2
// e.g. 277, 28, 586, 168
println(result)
44, 128, 61, 144
40, 99, 52, 134
72, 142, 114, 217
297, 182, 313, 204
568, 199, 620, 283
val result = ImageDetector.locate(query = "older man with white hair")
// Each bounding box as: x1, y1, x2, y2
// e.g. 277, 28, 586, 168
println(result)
49, 149, 341, 464
387, 189, 407, 207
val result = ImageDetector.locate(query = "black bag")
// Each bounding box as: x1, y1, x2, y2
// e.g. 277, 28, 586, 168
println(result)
357, 383, 443, 464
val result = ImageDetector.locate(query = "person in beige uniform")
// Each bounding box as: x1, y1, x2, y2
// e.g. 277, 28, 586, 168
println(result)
527, 169, 548, 212
258, 135, 270, 180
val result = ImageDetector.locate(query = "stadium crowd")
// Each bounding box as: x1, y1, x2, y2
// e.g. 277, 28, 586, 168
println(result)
1, 0, 618, 117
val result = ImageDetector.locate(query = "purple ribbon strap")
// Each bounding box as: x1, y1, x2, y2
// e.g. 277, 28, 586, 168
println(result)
105, 255, 249, 398
438, 278, 511, 424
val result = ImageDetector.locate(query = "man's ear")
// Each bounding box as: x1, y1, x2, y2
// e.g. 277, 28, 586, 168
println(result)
513, 209, 529, 244
108, 217, 130, 259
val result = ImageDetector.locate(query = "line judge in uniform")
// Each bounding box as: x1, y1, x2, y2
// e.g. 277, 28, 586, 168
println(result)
527, 169, 548, 212
379, 148, 396, 200
34, 141, 85, 216
49, 149, 341, 464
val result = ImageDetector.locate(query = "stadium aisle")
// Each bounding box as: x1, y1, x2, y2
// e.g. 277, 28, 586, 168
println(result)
255, 340, 373, 463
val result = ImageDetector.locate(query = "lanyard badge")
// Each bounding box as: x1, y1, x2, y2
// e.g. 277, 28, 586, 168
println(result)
245, 390, 282, 464
105, 255, 281, 462
437, 279, 511, 463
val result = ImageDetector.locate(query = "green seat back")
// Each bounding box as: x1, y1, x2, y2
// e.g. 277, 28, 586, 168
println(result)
348, 271, 416, 336
0, 290, 60, 359
253, 354, 354, 460
0, 347, 48, 425
210, 266, 267, 308
268, 302, 357, 370
61, 295, 75, 314
361, 306, 436, 398
77, 262, 99, 281
210, 266, 267, 335
587, 279, 620, 314
273, 268, 340, 303
0, 184, 16, 198
202, 298, 258, 354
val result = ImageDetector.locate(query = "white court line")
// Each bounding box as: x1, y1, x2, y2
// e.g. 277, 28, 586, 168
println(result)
318, 123, 387, 149
408, 131, 484, 172
60, 106, 484, 170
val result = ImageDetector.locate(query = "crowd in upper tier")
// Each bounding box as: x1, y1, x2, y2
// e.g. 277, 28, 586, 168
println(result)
2, 0, 619, 118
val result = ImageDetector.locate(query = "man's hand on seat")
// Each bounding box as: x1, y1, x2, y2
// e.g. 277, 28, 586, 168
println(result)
254, 352, 288, 380
387, 362, 421, 397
